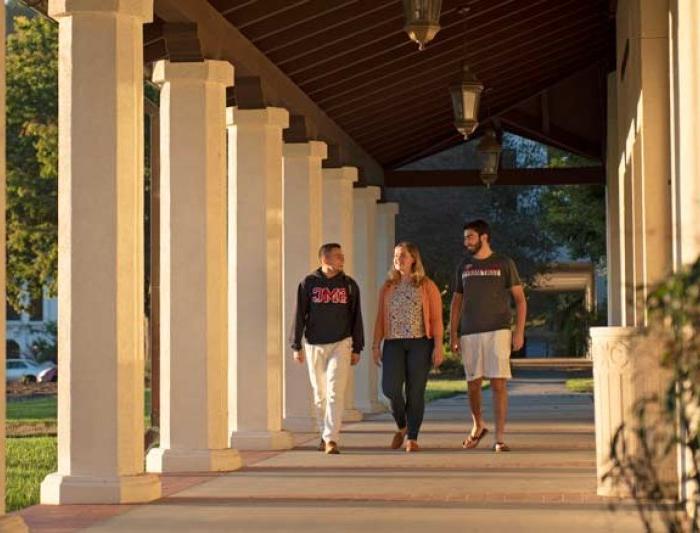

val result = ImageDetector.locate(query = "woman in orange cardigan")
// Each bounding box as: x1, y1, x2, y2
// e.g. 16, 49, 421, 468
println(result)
372, 242, 444, 452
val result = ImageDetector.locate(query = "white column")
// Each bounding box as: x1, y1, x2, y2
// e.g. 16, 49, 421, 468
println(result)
228, 107, 294, 450
145, 60, 241, 473
671, 0, 700, 266
282, 141, 327, 432
375, 202, 399, 405
352, 186, 383, 414
0, 2, 27, 529
321, 166, 362, 422
41, 0, 160, 504
605, 72, 624, 326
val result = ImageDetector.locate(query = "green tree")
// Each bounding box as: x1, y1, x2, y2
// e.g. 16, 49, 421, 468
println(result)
539, 149, 606, 265
6, 15, 58, 311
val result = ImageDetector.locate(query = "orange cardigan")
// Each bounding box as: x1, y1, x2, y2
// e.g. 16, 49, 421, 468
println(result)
372, 278, 444, 347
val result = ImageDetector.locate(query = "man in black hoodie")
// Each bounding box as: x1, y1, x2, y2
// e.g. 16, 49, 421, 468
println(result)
291, 243, 364, 454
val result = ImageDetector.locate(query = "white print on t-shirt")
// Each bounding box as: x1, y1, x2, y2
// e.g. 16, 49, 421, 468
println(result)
462, 264, 502, 278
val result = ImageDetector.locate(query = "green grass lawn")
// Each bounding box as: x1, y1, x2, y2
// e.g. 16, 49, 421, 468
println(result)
565, 378, 594, 393
425, 379, 489, 402
6, 436, 57, 512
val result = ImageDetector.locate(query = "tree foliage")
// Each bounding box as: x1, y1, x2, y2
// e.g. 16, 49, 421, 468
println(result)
6, 15, 58, 311
539, 149, 607, 265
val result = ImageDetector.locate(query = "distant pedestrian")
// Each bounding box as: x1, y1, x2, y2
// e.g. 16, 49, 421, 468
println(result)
290, 243, 363, 454
450, 220, 526, 452
372, 242, 443, 452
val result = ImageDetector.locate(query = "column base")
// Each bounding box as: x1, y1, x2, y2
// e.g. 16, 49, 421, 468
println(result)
343, 409, 363, 422
282, 415, 318, 433
146, 447, 242, 473
40, 472, 161, 505
230, 430, 294, 450
0, 514, 28, 532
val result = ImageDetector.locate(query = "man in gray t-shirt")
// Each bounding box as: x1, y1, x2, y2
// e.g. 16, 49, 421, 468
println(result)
449, 219, 527, 453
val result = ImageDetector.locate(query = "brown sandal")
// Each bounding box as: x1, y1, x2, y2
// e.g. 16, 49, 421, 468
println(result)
462, 427, 488, 449
391, 429, 407, 449
493, 442, 511, 452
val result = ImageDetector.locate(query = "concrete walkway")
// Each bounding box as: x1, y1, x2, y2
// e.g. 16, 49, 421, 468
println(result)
22, 372, 647, 532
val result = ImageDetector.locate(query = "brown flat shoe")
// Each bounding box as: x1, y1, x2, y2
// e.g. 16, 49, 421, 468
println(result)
493, 442, 511, 452
317, 438, 325, 452
405, 440, 419, 452
325, 441, 340, 454
390, 429, 407, 449
462, 427, 488, 449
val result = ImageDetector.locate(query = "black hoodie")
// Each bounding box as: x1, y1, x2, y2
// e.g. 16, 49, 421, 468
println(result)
290, 268, 364, 353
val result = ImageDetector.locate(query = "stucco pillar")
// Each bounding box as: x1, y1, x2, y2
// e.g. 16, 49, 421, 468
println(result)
41, 0, 161, 504
281, 141, 327, 432
145, 60, 241, 473
605, 72, 624, 327
592, 0, 677, 499
0, 2, 28, 530
352, 186, 383, 414
375, 202, 399, 405
321, 166, 363, 422
228, 107, 294, 450
670, 0, 700, 267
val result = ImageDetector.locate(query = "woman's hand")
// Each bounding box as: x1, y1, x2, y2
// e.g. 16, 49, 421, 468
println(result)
432, 345, 444, 369
372, 346, 382, 366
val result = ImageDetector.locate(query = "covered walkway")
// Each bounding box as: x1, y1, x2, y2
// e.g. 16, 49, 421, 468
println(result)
20, 373, 645, 532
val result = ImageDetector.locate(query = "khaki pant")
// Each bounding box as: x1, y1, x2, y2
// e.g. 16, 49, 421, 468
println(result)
304, 337, 352, 443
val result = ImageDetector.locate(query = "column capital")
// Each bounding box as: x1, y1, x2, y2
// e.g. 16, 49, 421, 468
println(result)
226, 107, 289, 129
322, 166, 358, 183
49, 0, 153, 21
354, 185, 381, 202
152, 60, 234, 87
283, 140, 327, 160
377, 201, 400, 217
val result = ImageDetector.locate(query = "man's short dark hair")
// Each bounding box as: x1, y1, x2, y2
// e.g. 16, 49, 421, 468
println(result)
318, 242, 342, 258
464, 219, 491, 241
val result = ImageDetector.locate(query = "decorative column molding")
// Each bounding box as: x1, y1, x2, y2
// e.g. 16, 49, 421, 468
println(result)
352, 186, 384, 414
41, 0, 161, 504
321, 166, 363, 422
591, 327, 676, 497
145, 60, 241, 473
605, 72, 624, 326
282, 140, 327, 432
228, 107, 294, 450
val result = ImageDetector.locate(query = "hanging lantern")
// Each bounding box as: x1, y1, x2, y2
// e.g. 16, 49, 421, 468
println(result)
477, 128, 502, 188
403, 0, 443, 51
449, 63, 484, 139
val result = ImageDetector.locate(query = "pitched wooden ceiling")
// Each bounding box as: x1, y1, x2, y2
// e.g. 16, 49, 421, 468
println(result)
203, 0, 614, 169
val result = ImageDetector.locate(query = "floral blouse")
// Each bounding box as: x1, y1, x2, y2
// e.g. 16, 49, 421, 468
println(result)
387, 279, 426, 339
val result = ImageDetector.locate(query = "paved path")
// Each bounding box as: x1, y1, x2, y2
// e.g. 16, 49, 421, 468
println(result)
22, 372, 648, 532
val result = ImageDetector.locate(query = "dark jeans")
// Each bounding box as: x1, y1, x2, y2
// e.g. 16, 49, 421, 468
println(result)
381, 337, 434, 440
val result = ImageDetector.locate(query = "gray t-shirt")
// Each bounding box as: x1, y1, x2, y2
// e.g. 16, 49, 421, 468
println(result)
453, 252, 521, 335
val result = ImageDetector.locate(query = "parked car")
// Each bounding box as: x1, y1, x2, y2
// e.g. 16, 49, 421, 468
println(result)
37, 366, 57, 383
6, 359, 42, 383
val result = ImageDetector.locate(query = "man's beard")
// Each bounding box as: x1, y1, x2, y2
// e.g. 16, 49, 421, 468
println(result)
467, 240, 482, 255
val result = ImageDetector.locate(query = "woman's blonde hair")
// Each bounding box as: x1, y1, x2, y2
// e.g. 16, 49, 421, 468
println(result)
387, 241, 427, 287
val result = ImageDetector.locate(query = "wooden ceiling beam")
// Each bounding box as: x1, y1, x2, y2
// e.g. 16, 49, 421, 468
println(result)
221, 0, 307, 28
304, 1, 598, 101
363, 54, 606, 158
282, 0, 518, 78
383, 168, 605, 187
343, 40, 608, 140
327, 17, 605, 118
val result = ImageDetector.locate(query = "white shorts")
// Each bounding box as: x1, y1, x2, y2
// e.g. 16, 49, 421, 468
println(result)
460, 329, 512, 381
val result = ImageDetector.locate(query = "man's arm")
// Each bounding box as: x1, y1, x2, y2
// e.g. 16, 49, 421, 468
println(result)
290, 282, 308, 352
511, 285, 527, 351
449, 292, 463, 353
350, 280, 364, 364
